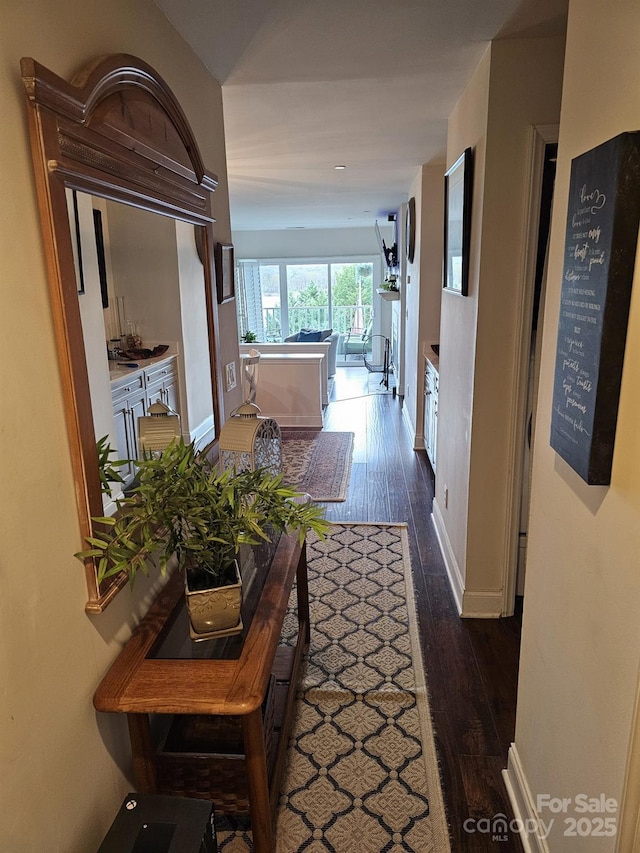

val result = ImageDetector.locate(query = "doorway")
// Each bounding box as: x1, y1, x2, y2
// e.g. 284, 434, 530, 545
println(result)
509, 130, 558, 607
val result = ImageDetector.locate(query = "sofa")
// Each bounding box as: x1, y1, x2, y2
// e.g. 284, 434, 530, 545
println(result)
284, 328, 339, 377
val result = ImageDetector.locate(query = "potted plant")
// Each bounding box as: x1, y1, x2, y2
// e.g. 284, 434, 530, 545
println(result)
381, 274, 399, 291
76, 438, 328, 637
96, 435, 127, 496
241, 330, 257, 343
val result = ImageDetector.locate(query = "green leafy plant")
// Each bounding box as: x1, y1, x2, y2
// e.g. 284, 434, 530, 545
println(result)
241, 330, 257, 343
96, 435, 127, 496
76, 438, 328, 588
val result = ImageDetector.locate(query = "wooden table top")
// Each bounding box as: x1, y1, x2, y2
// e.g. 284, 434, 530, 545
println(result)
93, 533, 303, 717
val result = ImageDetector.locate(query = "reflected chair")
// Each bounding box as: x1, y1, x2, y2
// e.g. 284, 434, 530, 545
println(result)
341, 320, 373, 358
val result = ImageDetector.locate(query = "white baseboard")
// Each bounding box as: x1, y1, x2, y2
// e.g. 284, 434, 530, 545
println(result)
461, 589, 504, 618
431, 499, 463, 615
401, 405, 425, 450
503, 744, 550, 853
432, 500, 503, 618
188, 416, 215, 451
267, 412, 324, 428
401, 403, 414, 442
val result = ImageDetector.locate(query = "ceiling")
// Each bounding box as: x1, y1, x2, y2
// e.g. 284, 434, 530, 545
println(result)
155, 0, 567, 232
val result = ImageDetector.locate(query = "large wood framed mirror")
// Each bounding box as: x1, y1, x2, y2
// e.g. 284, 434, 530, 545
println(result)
21, 54, 224, 612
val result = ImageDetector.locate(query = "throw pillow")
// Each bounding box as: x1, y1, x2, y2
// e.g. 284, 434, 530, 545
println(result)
298, 329, 322, 342
320, 328, 333, 340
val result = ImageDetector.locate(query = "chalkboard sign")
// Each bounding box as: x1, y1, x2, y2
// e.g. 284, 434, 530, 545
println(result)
550, 132, 640, 485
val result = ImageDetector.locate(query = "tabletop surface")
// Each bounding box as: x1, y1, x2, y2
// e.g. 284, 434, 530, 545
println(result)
93, 532, 302, 717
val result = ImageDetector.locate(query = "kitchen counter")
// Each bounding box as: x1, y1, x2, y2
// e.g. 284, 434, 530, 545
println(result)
109, 352, 176, 383
423, 342, 439, 373
423, 346, 439, 471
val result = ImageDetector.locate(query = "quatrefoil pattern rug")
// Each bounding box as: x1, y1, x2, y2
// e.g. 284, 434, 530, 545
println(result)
217, 524, 450, 852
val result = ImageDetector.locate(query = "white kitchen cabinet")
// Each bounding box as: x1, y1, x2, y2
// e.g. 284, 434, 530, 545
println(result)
110, 355, 179, 479
424, 357, 438, 472
144, 357, 179, 411
111, 371, 147, 481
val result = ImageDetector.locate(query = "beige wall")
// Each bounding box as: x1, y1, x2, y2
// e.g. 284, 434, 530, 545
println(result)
420, 166, 445, 357
432, 47, 489, 597
514, 2, 640, 848
402, 169, 424, 437
402, 163, 444, 445
433, 36, 565, 615
233, 225, 393, 260
0, 2, 231, 849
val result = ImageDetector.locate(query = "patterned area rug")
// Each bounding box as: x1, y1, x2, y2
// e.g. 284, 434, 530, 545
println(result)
282, 431, 354, 502
218, 524, 451, 852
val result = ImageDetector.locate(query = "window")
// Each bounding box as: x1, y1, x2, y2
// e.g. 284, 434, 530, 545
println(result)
237, 258, 377, 354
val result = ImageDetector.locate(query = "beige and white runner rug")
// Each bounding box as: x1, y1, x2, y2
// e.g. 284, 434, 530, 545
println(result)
218, 523, 451, 852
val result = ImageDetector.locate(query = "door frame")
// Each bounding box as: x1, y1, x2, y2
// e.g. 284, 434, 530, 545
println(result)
502, 124, 559, 615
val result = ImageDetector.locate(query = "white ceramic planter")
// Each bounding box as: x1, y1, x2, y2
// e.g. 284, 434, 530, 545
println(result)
376, 287, 400, 301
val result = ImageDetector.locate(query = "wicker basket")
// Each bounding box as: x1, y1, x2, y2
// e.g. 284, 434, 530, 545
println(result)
156, 674, 277, 814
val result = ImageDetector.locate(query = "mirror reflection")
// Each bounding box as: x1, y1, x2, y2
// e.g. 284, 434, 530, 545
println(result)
68, 189, 215, 510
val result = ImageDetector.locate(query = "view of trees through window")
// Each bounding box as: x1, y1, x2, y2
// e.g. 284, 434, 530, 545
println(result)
237, 259, 375, 343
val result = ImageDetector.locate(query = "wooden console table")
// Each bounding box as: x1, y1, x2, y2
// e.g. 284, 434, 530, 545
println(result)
94, 532, 309, 853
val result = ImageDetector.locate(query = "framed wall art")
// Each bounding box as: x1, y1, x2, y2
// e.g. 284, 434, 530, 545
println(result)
215, 242, 235, 304
92, 209, 109, 309
443, 147, 473, 295
69, 189, 85, 295
406, 196, 416, 263
550, 131, 640, 485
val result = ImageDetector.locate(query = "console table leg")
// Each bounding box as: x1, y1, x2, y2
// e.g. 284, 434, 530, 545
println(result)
127, 714, 157, 793
297, 541, 310, 645
242, 708, 273, 853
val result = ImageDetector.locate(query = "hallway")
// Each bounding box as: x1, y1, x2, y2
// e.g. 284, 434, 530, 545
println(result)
320, 368, 524, 851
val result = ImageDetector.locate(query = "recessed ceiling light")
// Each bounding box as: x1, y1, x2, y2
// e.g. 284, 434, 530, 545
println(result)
334, 164, 346, 170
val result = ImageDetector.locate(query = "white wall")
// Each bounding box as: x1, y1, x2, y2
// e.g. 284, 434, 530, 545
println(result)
175, 220, 215, 444
233, 225, 393, 260
402, 163, 444, 446
513, 3, 640, 848
0, 3, 230, 849
106, 202, 181, 345
432, 47, 489, 603
74, 192, 116, 450
433, 36, 565, 616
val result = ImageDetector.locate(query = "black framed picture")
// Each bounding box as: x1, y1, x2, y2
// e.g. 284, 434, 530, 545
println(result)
406, 196, 416, 263
70, 190, 85, 295
443, 147, 473, 295
92, 209, 109, 309
215, 242, 235, 304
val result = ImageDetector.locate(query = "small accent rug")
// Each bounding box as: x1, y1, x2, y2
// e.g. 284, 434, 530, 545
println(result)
282, 430, 354, 502
218, 523, 451, 852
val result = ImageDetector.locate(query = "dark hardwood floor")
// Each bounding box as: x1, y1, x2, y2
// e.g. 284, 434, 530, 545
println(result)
319, 367, 524, 852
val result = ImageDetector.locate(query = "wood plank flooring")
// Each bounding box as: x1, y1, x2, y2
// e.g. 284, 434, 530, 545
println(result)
319, 367, 524, 852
